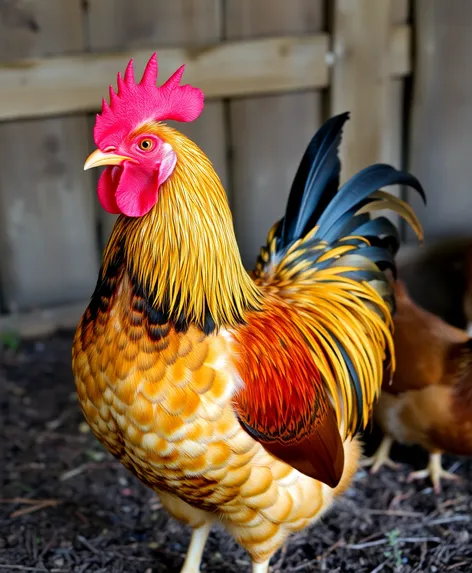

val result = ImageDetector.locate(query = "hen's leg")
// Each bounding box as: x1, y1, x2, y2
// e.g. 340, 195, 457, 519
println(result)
252, 561, 270, 573
360, 435, 400, 473
407, 452, 461, 494
158, 492, 214, 573
180, 521, 213, 573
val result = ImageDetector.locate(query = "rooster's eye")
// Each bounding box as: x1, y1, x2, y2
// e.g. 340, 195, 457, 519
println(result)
139, 139, 153, 151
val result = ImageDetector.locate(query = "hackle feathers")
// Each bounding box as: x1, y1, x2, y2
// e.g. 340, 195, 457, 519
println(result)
103, 122, 262, 331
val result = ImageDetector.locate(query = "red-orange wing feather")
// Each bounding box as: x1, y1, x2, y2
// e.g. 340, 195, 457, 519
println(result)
231, 300, 344, 488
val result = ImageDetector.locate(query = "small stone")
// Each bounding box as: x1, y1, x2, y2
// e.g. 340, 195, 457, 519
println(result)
79, 422, 90, 433
85, 449, 105, 461
459, 530, 470, 544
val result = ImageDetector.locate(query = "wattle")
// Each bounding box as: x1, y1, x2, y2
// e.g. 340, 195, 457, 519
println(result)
97, 166, 122, 214
97, 163, 159, 218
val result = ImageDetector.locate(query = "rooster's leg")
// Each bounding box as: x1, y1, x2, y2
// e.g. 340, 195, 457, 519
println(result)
252, 560, 270, 573
407, 452, 461, 494
359, 435, 400, 473
180, 521, 213, 573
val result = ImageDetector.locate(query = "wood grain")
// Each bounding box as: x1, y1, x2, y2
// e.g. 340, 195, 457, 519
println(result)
0, 0, 416, 313
0, 1, 99, 312
331, 0, 394, 181
0, 35, 332, 121
330, 0, 412, 231
225, 0, 324, 267
86, 0, 227, 243
408, 0, 472, 243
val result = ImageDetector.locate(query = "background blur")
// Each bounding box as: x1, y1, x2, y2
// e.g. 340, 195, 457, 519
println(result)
0, 0, 471, 334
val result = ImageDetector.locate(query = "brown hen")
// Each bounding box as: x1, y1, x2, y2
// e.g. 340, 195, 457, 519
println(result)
363, 280, 472, 492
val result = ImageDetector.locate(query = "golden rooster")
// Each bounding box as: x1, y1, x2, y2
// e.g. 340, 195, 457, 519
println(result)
72, 54, 425, 572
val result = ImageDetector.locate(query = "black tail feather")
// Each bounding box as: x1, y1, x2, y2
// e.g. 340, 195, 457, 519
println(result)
278, 112, 350, 248
316, 163, 426, 235
274, 113, 426, 257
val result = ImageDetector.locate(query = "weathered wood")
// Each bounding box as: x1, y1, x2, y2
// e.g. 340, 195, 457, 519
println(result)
331, 0, 395, 181
86, 0, 228, 243
382, 1, 410, 175
408, 0, 472, 243
330, 0, 412, 234
87, 0, 222, 50
0, 0, 419, 316
0, 1, 99, 312
0, 28, 413, 122
380, 0, 410, 224
391, 24, 411, 78
226, 0, 324, 266
0, 0, 83, 57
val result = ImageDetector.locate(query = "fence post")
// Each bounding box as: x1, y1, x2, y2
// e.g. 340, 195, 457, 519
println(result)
408, 0, 472, 243
330, 0, 395, 182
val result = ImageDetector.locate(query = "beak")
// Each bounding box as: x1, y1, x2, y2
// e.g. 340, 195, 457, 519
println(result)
84, 149, 132, 171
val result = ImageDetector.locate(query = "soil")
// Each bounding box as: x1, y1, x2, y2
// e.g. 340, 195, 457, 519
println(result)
1, 331, 472, 573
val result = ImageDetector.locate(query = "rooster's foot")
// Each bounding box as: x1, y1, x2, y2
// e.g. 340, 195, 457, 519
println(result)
252, 561, 270, 573
179, 521, 213, 573
360, 436, 401, 474
407, 452, 461, 494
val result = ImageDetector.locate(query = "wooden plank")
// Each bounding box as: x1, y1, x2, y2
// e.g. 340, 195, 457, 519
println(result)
408, 0, 472, 243
383, 3, 410, 161
86, 0, 228, 243
87, 0, 222, 50
0, 1, 99, 312
331, 0, 395, 181
226, 0, 324, 267
391, 24, 411, 78
330, 0, 412, 234
0, 27, 414, 122
0, 0, 83, 57
392, 0, 410, 29
380, 1, 410, 215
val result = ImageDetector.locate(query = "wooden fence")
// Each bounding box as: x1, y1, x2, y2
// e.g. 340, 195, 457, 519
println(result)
0, 0, 460, 336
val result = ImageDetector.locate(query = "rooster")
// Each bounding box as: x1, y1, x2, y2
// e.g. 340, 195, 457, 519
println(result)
72, 54, 425, 573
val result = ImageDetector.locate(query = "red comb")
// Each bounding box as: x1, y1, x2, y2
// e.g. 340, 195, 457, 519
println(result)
94, 53, 204, 148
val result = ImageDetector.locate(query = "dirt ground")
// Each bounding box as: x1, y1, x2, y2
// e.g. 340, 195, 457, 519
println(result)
1, 331, 472, 573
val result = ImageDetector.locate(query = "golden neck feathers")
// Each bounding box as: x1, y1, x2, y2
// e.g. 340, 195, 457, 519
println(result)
103, 123, 262, 331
